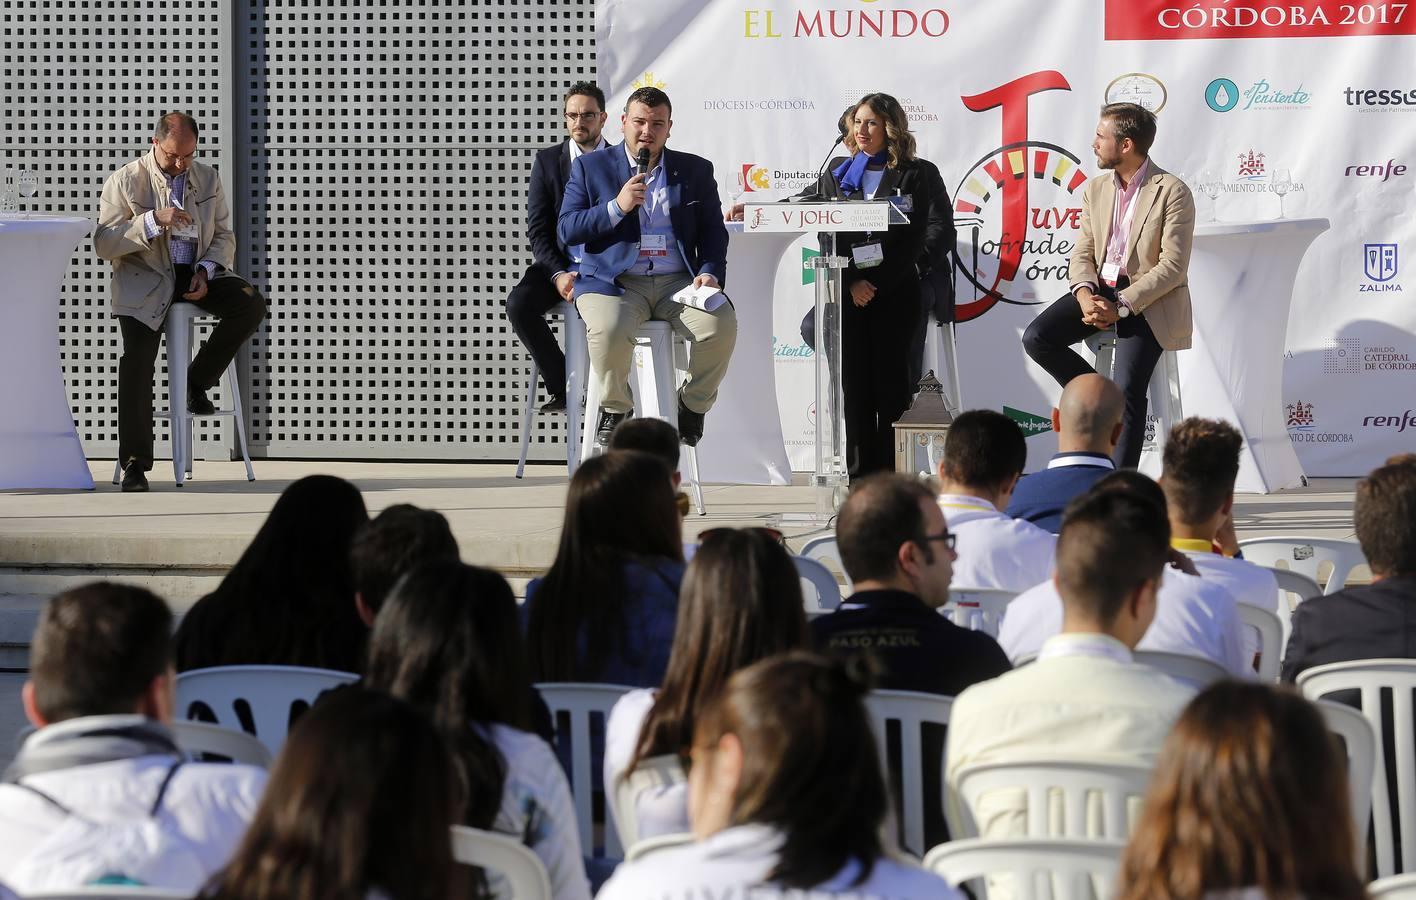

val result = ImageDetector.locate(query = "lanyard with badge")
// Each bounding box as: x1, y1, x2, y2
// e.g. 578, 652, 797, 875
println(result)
1101, 182, 1142, 288
637, 173, 669, 273
850, 187, 912, 270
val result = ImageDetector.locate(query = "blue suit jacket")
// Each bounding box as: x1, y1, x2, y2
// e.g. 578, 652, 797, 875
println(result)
1004, 453, 1115, 533
557, 142, 728, 299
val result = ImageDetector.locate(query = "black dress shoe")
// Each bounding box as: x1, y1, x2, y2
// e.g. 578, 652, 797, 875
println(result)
539, 394, 567, 414
678, 399, 705, 447
187, 385, 216, 416
121, 462, 150, 493
595, 409, 628, 447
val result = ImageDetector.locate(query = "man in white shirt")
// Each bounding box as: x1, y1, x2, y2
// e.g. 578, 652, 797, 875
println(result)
936, 409, 1057, 592
997, 471, 1249, 677
947, 488, 1196, 840
0, 583, 265, 891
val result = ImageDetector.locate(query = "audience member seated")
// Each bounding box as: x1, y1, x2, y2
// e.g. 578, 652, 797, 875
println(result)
525, 451, 685, 686
175, 474, 369, 673
0, 583, 265, 891
1116, 682, 1366, 900
998, 471, 1249, 676
935, 410, 1056, 591
1005, 374, 1123, 532
947, 490, 1196, 840
604, 528, 807, 842
597, 653, 961, 899
1282, 456, 1416, 682
348, 503, 460, 626
609, 417, 692, 519
200, 688, 462, 900
364, 560, 588, 899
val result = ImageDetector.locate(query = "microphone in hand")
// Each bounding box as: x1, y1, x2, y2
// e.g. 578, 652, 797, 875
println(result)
636, 147, 651, 176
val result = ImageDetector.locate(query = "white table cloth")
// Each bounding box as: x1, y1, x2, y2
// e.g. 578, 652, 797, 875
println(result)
1179, 217, 1328, 493
0, 215, 94, 490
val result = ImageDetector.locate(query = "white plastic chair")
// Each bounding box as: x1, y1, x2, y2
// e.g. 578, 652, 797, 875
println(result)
863, 689, 954, 857
169, 719, 273, 768
174, 665, 358, 757
942, 588, 1017, 638
1132, 650, 1231, 689
1315, 698, 1377, 868
798, 534, 853, 592
793, 555, 842, 615
1269, 567, 1323, 655
110, 302, 254, 488
25, 891, 192, 900
1371, 873, 1416, 899
1236, 603, 1283, 681
1239, 536, 1367, 595
924, 837, 1126, 900
450, 824, 552, 900
1298, 659, 1416, 877
609, 752, 687, 850
624, 832, 694, 863
950, 759, 1152, 842
535, 682, 634, 858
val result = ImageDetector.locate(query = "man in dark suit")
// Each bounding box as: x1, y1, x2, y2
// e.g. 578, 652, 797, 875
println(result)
504, 82, 608, 413
1281, 458, 1416, 682
557, 86, 736, 448
1006, 373, 1123, 532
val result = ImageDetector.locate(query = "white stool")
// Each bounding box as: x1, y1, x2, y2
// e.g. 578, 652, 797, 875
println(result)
516, 304, 589, 479
1085, 327, 1183, 466
579, 321, 705, 516
923, 320, 964, 414
111, 303, 255, 488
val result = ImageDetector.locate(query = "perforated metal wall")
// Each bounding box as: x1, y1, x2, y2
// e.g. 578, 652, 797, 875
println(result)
4, 0, 594, 461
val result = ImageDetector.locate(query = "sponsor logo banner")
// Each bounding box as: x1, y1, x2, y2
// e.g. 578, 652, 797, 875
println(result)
1205, 77, 1310, 112
1362, 243, 1402, 291
1286, 400, 1355, 443
1345, 158, 1408, 179
1106, 0, 1416, 40
1003, 406, 1052, 437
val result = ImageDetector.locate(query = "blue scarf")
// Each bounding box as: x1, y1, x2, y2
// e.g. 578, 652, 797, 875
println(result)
833, 150, 889, 196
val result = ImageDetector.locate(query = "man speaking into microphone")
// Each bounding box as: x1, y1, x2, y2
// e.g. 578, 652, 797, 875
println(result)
558, 86, 737, 449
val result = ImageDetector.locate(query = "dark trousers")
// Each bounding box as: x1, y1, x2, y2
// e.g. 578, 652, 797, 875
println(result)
842, 279, 919, 477
1021, 288, 1163, 469
802, 280, 936, 389
506, 264, 567, 399
118, 266, 267, 469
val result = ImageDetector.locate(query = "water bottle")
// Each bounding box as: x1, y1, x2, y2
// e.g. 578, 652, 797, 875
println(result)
0, 166, 17, 215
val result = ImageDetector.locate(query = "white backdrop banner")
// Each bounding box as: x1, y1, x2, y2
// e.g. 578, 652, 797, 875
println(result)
596, 0, 1416, 477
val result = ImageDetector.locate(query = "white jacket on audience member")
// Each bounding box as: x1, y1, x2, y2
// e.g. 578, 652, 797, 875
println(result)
938, 494, 1057, 592
596, 823, 962, 899
603, 688, 690, 843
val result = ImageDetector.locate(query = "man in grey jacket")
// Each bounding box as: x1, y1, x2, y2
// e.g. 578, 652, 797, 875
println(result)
95, 112, 266, 492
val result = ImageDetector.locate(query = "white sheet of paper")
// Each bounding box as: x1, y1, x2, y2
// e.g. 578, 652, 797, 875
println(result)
672, 282, 728, 312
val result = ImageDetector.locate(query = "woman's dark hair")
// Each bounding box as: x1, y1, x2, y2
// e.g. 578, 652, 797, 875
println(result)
527, 450, 683, 681
175, 475, 369, 673
1117, 682, 1367, 900
365, 560, 532, 842
843, 92, 916, 168
203, 687, 461, 900
627, 529, 808, 775
693, 652, 885, 889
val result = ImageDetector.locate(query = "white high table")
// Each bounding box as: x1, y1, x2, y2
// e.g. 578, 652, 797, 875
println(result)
0, 215, 94, 490
1181, 217, 1328, 493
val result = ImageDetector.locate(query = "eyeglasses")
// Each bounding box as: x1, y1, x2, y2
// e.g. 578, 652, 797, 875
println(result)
917, 531, 957, 552
564, 112, 601, 122
697, 526, 786, 546
153, 142, 197, 164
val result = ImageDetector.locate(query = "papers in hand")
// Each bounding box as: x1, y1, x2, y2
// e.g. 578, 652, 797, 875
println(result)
672, 282, 728, 312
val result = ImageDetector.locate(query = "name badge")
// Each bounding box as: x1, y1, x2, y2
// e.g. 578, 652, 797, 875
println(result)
639, 233, 669, 257
1101, 261, 1122, 287
170, 216, 199, 241
888, 195, 914, 214
852, 241, 885, 269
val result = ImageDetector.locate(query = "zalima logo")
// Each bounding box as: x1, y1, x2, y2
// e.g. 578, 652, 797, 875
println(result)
1364, 243, 1399, 285
1206, 77, 1310, 112
1363, 410, 1416, 431
1003, 406, 1051, 437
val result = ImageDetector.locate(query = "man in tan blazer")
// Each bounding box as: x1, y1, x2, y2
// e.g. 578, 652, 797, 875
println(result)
1022, 102, 1195, 468
95, 112, 266, 492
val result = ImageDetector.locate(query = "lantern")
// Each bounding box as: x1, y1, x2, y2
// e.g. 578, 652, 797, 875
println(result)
893, 371, 954, 476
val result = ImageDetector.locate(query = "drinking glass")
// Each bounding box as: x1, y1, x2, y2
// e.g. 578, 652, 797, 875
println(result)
1271, 168, 1293, 219
1198, 168, 1221, 222
0, 166, 15, 216
16, 170, 38, 218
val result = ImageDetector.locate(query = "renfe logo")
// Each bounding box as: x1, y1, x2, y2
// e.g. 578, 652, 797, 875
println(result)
1346, 159, 1408, 181
1363, 410, 1416, 431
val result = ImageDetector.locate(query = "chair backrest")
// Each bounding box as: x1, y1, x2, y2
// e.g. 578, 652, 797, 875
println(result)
952, 759, 1153, 841
792, 555, 842, 614
797, 534, 853, 591
1371, 873, 1416, 899
1298, 658, 1416, 878
535, 682, 634, 859
24, 891, 192, 900
942, 588, 1018, 638
624, 832, 694, 863
450, 825, 552, 900
1314, 698, 1377, 869
610, 752, 687, 850
1235, 603, 1283, 681
168, 720, 273, 768
174, 665, 358, 757
862, 689, 953, 857
1238, 536, 1367, 595
1132, 650, 1230, 689
924, 837, 1125, 900
1268, 567, 1324, 654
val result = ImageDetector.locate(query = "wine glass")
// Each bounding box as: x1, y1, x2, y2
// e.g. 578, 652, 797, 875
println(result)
1271, 168, 1293, 220
16, 169, 38, 219
1198, 168, 1221, 222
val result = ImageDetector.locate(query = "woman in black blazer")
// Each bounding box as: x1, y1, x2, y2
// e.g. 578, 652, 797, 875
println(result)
805, 93, 947, 476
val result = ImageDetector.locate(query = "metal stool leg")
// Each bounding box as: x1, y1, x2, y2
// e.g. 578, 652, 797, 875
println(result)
166, 310, 192, 488
224, 359, 255, 482
566, 306, 588, 475
684, 445, 706, 516
515, 359, 539, 479
111, 459, 122, 484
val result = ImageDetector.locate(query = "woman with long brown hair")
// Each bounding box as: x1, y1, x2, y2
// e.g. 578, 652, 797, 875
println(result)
1117, 681, 1368, 900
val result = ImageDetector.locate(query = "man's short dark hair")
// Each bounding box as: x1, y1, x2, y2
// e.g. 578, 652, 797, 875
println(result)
836, 473, 937, 583
31, 583, 173, 722
1355, 459, 1416, 577
1056, 490, 1170, 626
941, 409, 1027, 490
1161, 417, 1243, 525
625, 86, 672, 116
609, 418, 680, 473
1099, 102, 1157, 156
154, 111, 199, 141
1083, 469, 1168, 516
564, 82, 606, 113
350, 505, 460, 616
